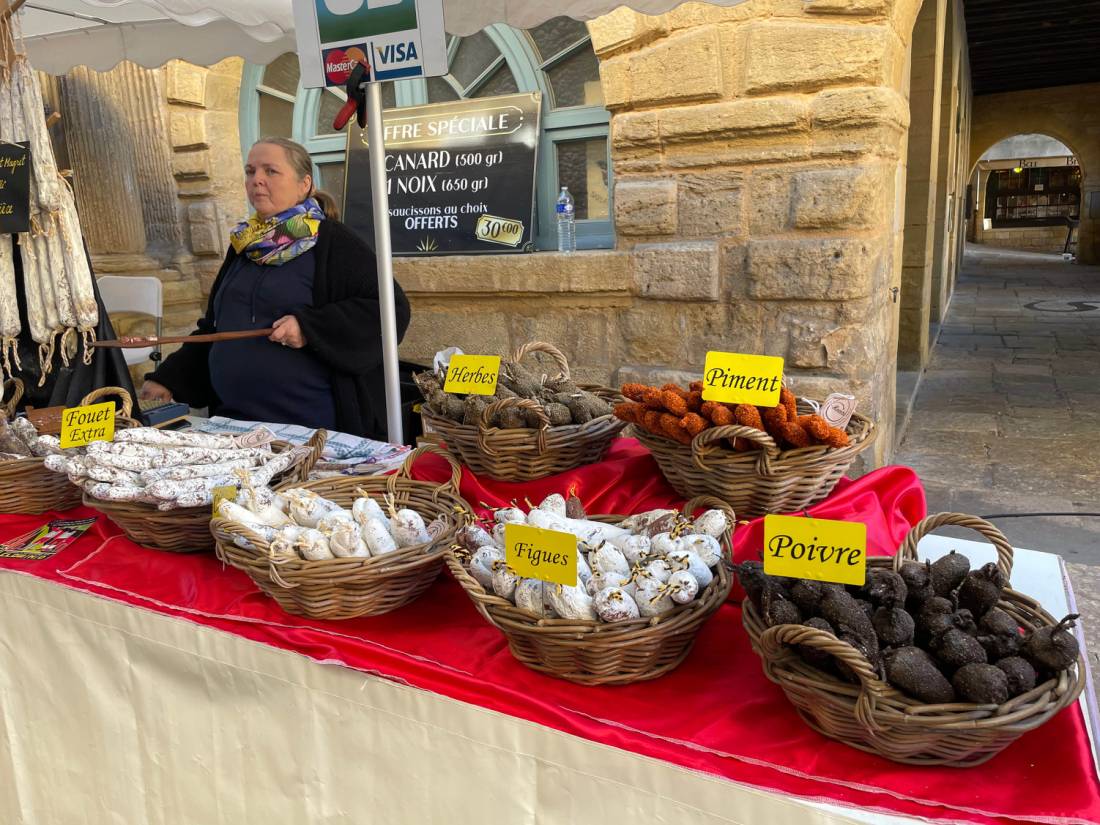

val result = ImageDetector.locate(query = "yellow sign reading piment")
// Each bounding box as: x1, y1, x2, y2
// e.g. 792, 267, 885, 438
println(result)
763, 514, 867, 586
443, 354, 501, 396
59, 402, 116, 449
505, 522, 577, 587
701, 352, 784, 406
212, 485, 238, 514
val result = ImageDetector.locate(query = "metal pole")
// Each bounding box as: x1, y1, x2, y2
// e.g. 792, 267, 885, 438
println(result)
365, 81, 404, 445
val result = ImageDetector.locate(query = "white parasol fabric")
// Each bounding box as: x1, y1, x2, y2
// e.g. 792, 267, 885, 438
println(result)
23, 0, 749, 74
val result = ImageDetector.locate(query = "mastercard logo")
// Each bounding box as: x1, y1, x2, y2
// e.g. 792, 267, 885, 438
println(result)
324, 46, 368, 85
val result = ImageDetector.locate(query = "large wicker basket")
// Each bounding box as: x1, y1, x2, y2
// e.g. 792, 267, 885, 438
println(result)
86, 429, 327, 554
421, 341, 626, 482
633, 399, 875, 518
742, 513, 1085, 766
1, 386, 140, 515
446, 496, 735, 685
212, 445, 470, 620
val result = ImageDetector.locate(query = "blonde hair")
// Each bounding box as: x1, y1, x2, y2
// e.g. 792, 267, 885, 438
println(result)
254, 137, 341, 220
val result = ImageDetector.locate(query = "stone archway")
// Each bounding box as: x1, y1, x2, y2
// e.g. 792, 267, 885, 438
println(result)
970, 86, 1100, 263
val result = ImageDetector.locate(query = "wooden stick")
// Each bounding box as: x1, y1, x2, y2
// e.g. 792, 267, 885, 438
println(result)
0, 0, 26, 24
91, 328, 276, 348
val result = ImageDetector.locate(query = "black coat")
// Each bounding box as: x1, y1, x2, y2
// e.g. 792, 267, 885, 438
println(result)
149, 220, 410, 440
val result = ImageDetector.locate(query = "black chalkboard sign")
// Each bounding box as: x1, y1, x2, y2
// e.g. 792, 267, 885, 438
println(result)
343, 92, 540, 255
0, 142, 30, 234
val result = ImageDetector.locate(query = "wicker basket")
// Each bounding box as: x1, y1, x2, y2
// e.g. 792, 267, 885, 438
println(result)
421, 341, 626, 482
742, 513, 1086, 766
0, 386, 140, 516
85, 428, 327, 554
446, 496, 735, 685
212, 445, 470, 620
633, 399, 875, 518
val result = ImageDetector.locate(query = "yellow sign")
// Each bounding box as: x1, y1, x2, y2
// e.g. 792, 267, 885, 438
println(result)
505, 523, 577, 587
212, 485, 237, 514
475, 214, 525, 248
763, 514, 866, 586
59, 402, 116, 449
701, 352, 784, 406
443, 354, 501, 396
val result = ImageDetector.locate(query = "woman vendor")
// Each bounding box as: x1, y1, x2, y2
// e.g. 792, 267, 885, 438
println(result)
141, 138, 410, 440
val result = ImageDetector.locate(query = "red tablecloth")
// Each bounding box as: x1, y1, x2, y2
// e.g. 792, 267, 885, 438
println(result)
1, 440, 1097, 825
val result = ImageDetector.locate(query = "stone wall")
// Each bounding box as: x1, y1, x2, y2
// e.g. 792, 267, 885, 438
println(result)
397, 0, 927, 467
973, 227, 1070, 255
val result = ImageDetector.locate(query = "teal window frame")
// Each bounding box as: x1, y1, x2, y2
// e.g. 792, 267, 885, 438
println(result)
239, 22, 612, 251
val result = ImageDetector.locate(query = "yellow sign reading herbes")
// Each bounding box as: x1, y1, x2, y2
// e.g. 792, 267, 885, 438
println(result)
701, 351, 784, 406
505, 522, 577, 587
443, 354, 501, 396
59, 401, 116, 449
763, 514, 867, 586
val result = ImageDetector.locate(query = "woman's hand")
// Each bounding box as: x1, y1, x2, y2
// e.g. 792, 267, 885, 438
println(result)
270, 315, 307, 349
140, 380, 172, 402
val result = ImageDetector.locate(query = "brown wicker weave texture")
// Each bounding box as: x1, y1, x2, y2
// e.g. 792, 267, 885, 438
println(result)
87, 428, 327, 554
742, 513, 1085, 766
422, 341, 627, 482
0, 386, 140, 516
212, 444, 471, 620
633, 399, 875, 518
445, 496, 735, 686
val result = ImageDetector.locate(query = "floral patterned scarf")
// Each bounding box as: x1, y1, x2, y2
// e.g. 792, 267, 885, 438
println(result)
229, 198, 324, 266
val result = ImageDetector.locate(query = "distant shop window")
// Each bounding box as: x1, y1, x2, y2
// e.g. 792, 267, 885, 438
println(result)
985, 165, 1081, 228
240, 18, 612, 250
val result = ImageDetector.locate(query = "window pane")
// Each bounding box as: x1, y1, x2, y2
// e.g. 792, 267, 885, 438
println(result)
261, 53, 300, 96
529, 18, 588, 63
315, 83, 395, 135
548, 46, 603, 108
449, 31, 499, 89
557, 138, 608, 220
258, 92, 294, 138
472, 65, 518, 99
317, 162, 346, 215
427, 76, 460, 103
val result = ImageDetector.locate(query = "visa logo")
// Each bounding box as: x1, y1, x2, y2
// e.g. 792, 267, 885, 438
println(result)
376, 41, 419, 64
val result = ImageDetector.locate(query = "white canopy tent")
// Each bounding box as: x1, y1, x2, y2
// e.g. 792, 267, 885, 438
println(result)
20, 0, 749, 442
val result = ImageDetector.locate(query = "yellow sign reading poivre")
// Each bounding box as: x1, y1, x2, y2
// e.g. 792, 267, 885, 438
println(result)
763, 514, 867, 586
59, 401, 116, 449
701, 351, 784, 406
505, 523, 577, 587
443, 354, 501, 396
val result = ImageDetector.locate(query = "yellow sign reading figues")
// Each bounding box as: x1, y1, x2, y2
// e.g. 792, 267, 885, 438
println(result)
59, 401, 116, 449
505, 522, 577, 587
702, 351, 784, 406
763, 514, 867, 586
443, 354, 501, 396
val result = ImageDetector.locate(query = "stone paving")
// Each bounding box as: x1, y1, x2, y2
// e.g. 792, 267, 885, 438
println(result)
894, 243, 1100, 662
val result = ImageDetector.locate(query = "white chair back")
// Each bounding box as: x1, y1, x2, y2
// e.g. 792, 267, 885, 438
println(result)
96, 276, 164, 367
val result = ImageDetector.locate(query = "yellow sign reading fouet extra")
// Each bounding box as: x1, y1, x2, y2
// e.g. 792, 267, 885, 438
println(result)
59, 401, 116, 449
505, 523, 577, 587
701, 351, 784, 406
443, 354, 501, 396
763, 514, 867, 586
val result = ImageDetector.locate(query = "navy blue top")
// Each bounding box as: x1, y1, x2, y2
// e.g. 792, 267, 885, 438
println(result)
208, 251, 336, 429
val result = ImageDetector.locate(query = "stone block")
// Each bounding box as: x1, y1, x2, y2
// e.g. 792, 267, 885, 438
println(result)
395, 251, 631, 295
812, 87, 909, 130
166, 61, 206, 107
823, 324, 877, 373
169, 109, 207, 150
601, 27, 724, 110
664, 140, 811, 170
747, 171, 792, 235
745, 22, 885, 94
204, 73, 242, 112
188, 202, 217, 224
747, 238, 880, 300
621, 305, 687, 364
615, 179, 678, 236
586, 8, 667, 57
659, 97, 808, 144
634, 242, 720, 301
400, 305, 511, 364
614, 365, 700, 388
611, 111, 660, 149
787, 318, 833, 368
189, 221, 222, 255
677, 172, 744, 238
510, 310, 612, 367
804, 0, 888, 15
172, 150, 211, 180
792, 166, 884, 230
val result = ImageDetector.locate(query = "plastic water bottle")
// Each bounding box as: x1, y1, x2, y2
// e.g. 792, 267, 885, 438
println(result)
556, 187, 576, 253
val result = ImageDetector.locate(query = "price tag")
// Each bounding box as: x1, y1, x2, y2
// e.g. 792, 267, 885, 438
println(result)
505, 523, 577, 587
702, 351, 784, 406
475, 214, 525, 248
443, 354, 501, 396
764, 514, 866, 586
212, 485, 237, 515
59, 401, 116, 449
